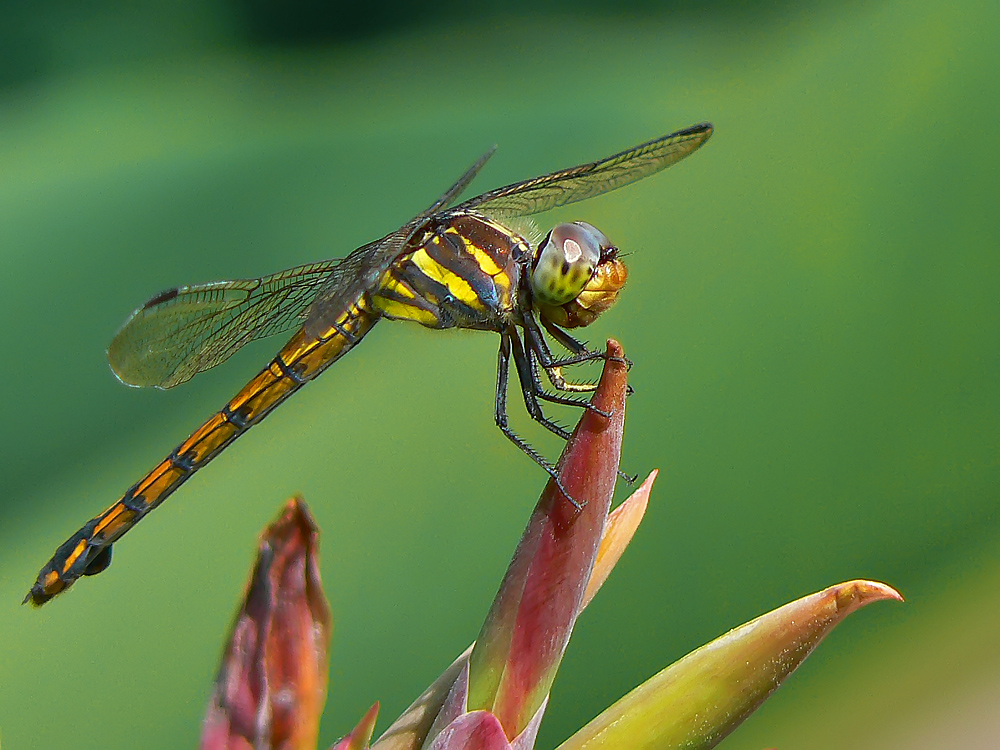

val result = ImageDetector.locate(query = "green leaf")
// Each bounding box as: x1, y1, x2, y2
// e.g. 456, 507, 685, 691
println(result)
558, 580, 903, 750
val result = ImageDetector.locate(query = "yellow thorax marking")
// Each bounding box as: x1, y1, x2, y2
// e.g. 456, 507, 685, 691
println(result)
444, 226, 503, 277
387, 279, 416, 299
375, 296, 439, 326
373, 272, 440, 324
410, 243, 481, 308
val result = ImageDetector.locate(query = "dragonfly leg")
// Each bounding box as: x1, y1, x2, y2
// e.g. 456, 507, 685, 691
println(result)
524, 320, 637, 486
509, 333, 576, 441
529, 312, 636, 394
541, 317, 634, 371
538, 317, 635, 397
496, 331, 584, 510
527, 317, 601, 393
540, 319, 590, 355
544, 344, 632, 372
521, 334, 606, 416
512, 334, 636, 487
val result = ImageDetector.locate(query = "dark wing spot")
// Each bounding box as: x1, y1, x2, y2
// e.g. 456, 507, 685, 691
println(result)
143, 287, 180, 310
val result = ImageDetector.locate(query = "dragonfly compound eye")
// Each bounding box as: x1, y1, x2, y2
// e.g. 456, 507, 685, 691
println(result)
531, 222, 609, 306
533, 222, 626, 329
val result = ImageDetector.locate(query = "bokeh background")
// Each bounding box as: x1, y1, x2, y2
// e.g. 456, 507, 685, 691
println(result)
1, 0, 998, 748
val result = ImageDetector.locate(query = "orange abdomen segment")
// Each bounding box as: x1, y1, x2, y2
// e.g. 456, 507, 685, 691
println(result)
26, 302, 380, 606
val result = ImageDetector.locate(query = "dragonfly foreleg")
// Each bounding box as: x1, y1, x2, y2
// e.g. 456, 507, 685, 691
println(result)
541, 317, 633, 371
520, 333, 611, 417
495, 330, 584, 510
538, 316, 634, 398
539, 318, 590, 355
521, 313, 604, 393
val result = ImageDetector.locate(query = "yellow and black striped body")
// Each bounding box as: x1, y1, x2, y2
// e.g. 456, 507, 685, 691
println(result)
27, 300, 379, 604
372, 212, 526, 331
28, 122, 714, 606
26, 213, 529, 605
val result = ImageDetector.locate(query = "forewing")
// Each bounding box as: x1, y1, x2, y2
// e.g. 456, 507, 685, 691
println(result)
422, 144, 497, 215
108, 261, 338, 388
461, 122, 713, 218
110, 147, 502, 388
306, 146, 497, 336
303, 147, 497, 336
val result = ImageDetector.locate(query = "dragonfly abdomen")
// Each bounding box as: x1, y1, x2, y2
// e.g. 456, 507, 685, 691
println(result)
25, 301, 380, 605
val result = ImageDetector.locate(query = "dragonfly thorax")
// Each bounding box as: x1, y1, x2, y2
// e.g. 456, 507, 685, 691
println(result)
370, 213, 522, 331
532, 222, 627, 329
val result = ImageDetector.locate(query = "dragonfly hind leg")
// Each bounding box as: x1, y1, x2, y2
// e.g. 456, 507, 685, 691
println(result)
495, 331, 584, 509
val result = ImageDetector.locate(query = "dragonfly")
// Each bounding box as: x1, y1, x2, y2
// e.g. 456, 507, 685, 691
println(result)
26, 122, 713, 606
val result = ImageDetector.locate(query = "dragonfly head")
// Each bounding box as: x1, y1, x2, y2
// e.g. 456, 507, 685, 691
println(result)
532, 221, 628, 329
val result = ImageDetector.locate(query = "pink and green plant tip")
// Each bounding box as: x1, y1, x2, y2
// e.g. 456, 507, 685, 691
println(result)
200, 340, 902, 750
201, 497, 332, 750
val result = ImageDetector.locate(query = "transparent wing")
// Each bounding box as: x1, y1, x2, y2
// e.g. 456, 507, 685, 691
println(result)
108, 260, 340, 388
111, 146, 500, 385
302, 229, 411, 338
461, 122, 713, 218
423, 144, 497, 215
303, 146, 497, 336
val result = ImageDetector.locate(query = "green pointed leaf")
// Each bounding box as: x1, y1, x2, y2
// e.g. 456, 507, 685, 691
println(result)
558, 580, 903, 750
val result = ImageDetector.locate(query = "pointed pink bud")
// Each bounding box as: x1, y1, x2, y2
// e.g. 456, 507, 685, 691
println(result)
425, 712, 512, 750
201, 497, 332, 750
329, 703, 380, 750
467, 340, 629, 739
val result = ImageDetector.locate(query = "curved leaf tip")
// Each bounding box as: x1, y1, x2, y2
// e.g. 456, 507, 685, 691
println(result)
557, 578, 903, 750
832, 579, 904, 614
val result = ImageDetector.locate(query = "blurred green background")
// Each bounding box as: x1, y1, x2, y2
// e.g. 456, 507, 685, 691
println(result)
1, 0, 998, 748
